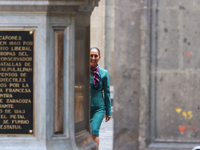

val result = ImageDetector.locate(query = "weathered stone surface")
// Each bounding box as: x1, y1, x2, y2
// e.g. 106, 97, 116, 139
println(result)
181, 10, 200, 69
113, 0, 141, 149
106, 0, 115, 6
195, 0, 200, 8
149, 0, 200, 149
96, 0, 200, 149
158, 0, 179, 8
179, 0, 196, 9
105, 16, 115, 28
156, 72, 199, 139
157, 9, 179, 70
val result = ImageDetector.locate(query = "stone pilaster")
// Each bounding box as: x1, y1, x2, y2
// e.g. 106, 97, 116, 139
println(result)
0, 0, 99, 150
113, 0, 142, 149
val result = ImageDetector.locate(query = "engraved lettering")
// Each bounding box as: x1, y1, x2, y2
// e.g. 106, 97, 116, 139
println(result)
0, 125, 22, 129
10, 115, 17, 119
19, 52, 29, 56
23, 41, 33, 45
0, 73, 18, 77
9, 83, 20, 88
1, 115, 7, 119
11, 120, 29, 124
11, 46, 31, 51
20, 73, 26, 77
0, 57, 32, 61
0, 46, 9, 51
0, 78, 26, 82
0, 83, 7, 87
0, 52, 16, 56
0, 67, 32, 72
22, 83, 29, 88
5, 109, 11, 114
9, 41, 21, 45
14, 109, 25, 114
24, 62, 31, 67
0, 41, 7, 45
0, 104, 14, 109
6, 99, 31, 104
0, 36, 21, 41
5, 88, 31, 93
0, 62, 21, 67
17, 115, 25, 119
3, 120, 9, 124
0, 94, 12, 98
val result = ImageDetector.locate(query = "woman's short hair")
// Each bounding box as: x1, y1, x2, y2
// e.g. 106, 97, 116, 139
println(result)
90, 47, 100, 56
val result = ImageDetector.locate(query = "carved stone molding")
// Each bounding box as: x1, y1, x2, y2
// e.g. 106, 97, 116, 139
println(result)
0, 0, 99, 13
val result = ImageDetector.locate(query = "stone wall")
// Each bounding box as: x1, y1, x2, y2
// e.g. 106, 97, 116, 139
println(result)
114, 0, 200, 150
148, 1, 200, 149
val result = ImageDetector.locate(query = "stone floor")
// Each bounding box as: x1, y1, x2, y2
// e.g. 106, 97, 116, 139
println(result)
99, 117, 113, 150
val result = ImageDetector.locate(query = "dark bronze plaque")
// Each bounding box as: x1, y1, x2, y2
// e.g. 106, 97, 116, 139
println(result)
0, 30, 34, 134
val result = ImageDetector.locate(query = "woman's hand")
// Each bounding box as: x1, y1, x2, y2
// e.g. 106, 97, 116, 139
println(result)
105, 115, 111, 122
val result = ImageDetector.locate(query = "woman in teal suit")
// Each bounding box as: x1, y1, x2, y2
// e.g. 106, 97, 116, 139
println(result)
90, 47, 111, 149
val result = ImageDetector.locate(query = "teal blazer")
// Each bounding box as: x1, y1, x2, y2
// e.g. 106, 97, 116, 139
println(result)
90, 68, 111, 116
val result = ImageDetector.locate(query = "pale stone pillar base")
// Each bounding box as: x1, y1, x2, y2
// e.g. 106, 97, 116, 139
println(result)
0, 1, 98, 149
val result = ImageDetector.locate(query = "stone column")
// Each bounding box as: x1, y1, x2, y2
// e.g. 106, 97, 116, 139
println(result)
113, 0, 141, 149
90, 0, 115, 84
90, 0, 106, 68
104, 0, 115, 84
0, 1, 98, 150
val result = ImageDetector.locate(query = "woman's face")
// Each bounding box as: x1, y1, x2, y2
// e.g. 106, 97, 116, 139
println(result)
90, 49, 101, 67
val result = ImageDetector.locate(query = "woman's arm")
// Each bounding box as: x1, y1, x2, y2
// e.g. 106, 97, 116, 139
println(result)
103, 70, 112, 117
